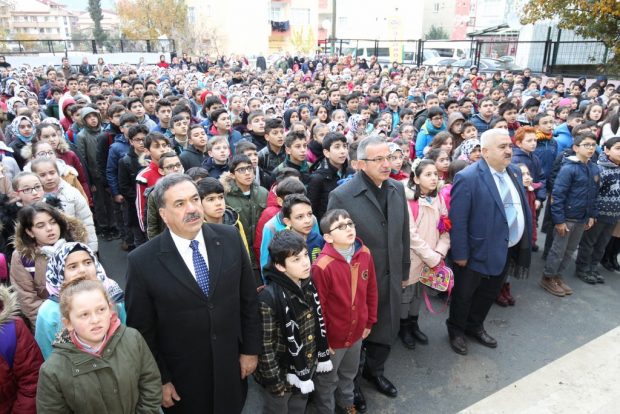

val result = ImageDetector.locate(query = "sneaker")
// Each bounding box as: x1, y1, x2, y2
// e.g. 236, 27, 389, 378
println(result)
554, 277, 573, 295
590, 269, 605, 284
576, 270, 597, 285
539, 276, 565, 297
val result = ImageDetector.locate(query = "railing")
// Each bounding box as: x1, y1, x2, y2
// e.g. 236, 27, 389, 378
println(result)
321, 38, 616, 76
0, 39, 176, 55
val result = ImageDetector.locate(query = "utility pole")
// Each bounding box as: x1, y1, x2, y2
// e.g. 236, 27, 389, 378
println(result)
330, 0, 336, 54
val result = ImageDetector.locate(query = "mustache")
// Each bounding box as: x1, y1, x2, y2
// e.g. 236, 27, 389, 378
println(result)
183, 212, 202, 222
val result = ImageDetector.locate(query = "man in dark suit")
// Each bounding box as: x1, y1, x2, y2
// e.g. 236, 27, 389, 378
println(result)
328, 136, 410, 412
448, 129, 532, 355
125, 173, 259, 413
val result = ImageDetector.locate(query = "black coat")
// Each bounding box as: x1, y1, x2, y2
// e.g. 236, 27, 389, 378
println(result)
179, 144, 206, 170
306, 159, 354, 222
125, 224, 260, 413
327, 172, 410, 345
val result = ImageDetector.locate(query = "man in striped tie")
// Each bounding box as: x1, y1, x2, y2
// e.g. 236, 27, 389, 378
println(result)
447, 129, 532, 356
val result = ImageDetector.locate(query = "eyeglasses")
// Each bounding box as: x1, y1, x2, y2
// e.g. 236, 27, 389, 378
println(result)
18, 184, 43, 194
163, 162, 183, 171
234, 166, 254, 174
132, 138, 145, 144
35, 150, 55, 158
362, 155, 396, 163
329, 221, 356, 232
579, 143, 596, 148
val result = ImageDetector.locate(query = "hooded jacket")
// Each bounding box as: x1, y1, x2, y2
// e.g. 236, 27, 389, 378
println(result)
553, 122, 574, 154
222, 174, 268, 266
36, 323, 162, 413
76, 107, 103, 183
551, 155, 600, 224
470, 113, 493, 136
311, 239, 378, 349
0, 286, 43, 414
9, 214, 87, 327
106, 133, 131, 196
415, 118, 447, 158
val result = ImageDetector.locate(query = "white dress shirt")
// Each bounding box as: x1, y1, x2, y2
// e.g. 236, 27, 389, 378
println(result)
169, 229, 209, 281
489, 166, 525, 247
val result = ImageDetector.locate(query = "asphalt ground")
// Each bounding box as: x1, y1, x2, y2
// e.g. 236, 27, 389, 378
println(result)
99, 229, 620, 414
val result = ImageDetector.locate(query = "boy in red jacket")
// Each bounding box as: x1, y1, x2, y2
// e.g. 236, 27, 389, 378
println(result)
312, 209, 378, 414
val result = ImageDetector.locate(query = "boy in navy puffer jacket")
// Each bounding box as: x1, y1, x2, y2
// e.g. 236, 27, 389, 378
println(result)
541, 132, 600, 296
575, 136, 620, 284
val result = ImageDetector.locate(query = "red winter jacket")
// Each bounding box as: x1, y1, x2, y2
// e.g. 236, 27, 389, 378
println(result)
312, 239, 378, 349
0, 287, 43, 414
253, 187, 280, 262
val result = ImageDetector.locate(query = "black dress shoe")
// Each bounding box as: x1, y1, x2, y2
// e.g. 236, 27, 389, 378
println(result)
466, 330, 498, 348
449, 335, 468, 355
362, 372, 397, 398
353, 383, 367, 413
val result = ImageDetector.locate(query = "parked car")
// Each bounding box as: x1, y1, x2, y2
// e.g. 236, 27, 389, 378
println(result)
422, 57, 457, 67
451, 58, 508, 72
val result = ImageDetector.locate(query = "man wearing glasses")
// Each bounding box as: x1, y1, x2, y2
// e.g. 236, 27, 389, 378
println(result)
328, 136, 410, 412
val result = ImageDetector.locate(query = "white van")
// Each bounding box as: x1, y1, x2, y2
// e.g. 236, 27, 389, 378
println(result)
423, 40, 473, 60
343, 42, 439, 66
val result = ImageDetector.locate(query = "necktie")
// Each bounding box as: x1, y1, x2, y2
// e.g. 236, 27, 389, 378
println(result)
495, 172, 519, 245
190, 240, 210, 297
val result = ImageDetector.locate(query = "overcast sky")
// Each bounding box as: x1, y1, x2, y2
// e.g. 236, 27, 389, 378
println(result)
56, 0, 115, 12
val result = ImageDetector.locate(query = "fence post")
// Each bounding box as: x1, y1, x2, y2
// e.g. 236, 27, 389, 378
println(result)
91, 40, 97, 54
339, 39, 343, 56
417, 39, 423, 67
146, 40, 152, 53
17, 41, 22, 54
120, 39, 124, 53
373, 40, 378, 58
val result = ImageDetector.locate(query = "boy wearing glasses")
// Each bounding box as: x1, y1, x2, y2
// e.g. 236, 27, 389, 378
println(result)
312, 209, 378, 414
541, 132, 600, 296
225, 154, 268, 278
146, 152, 184, 239
118, 125, 149, 248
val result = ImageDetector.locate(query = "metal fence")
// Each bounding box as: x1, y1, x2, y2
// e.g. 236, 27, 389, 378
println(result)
322, 38, 615, 76
0, 39, 176, 55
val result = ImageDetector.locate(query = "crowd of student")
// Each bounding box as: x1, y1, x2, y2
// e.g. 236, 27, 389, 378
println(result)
0, 52, 619, 414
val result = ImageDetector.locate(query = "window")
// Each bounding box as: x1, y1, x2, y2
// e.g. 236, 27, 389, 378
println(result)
290, 8, 310, 26
188, 6, 195, 24
270, 5, 283, 21
433, 3, 440, 12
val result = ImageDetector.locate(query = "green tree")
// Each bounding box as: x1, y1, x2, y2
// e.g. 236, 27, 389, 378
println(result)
424, 25, 449, 40
88, 0, 106, 44
117, 0, 187, 40
521, 0, 620, 72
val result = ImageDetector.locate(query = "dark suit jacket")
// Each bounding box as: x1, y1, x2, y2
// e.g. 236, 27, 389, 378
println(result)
449, 159, 532, 276
125, 224, 259, 414
327, 172, 410, 345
